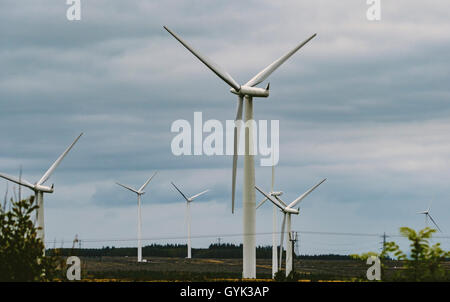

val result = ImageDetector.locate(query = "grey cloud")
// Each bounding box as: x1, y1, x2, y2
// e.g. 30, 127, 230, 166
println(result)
0, 0, 449, 251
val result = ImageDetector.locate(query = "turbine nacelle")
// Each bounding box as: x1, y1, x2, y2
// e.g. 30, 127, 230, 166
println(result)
230, 85, 269, 98
271, 191, 283, 197
34, 184, 54, 193
284, 207, 299, 215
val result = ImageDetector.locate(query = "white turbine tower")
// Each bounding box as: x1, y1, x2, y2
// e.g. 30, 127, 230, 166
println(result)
164, 26, 316, 278
116, 171, 158, 262
171, 181, 209, 259
0, 133, 83, 251
256, 163, 283, 278
418, 201, 442, 232
256, 178, 326, 276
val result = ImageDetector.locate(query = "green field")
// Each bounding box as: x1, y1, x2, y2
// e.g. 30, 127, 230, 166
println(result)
74, 256, 432, 282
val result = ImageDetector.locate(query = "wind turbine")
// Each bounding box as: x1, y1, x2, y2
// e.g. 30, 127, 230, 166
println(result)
171, 181, 209, 259
116, 171, 158, 262
164, 26, 317, 278
0, 133, 83, 252
256, 163, 283, 278
256, 178, 326, 276
418, 201, 442, 232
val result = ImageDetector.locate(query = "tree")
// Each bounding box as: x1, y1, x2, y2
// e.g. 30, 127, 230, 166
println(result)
0, 195, 60, 281
352, 227, 450, 281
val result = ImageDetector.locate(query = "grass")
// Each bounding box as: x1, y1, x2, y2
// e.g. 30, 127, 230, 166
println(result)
68, 256, 450, 282
74, 256, 379, 282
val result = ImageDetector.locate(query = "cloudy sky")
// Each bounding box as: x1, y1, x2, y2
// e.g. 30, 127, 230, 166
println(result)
1, 0, 449, 255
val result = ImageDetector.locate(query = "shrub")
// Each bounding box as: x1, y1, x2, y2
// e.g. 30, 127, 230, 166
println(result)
352, 227, 450, 282
0, 196, 60, 281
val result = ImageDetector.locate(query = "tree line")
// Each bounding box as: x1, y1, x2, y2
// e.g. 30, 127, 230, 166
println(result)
46, 243, 352, 260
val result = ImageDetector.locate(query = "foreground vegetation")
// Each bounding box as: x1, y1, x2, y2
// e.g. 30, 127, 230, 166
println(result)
0, 196, 61, 281
353, 227, 450, 281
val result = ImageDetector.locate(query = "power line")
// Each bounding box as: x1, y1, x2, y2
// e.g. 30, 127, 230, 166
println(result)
45, 229, 450, 245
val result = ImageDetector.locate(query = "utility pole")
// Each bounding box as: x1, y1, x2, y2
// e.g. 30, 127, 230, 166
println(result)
217, 237, 222, 246
380, 232, 389, 253
289, 231, 298, 275
72, 234, 79, 249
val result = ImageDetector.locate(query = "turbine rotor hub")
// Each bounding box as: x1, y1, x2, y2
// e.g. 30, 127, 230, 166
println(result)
230, 86, 269, 98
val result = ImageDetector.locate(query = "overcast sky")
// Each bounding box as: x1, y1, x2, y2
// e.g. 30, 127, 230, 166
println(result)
1, 0, 449, 255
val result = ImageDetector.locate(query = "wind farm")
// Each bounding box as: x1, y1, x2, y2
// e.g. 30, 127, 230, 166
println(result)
1, 1, 450, 285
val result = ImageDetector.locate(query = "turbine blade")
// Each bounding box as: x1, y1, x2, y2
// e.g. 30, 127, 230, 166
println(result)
232, 96, 243, 214
274, 196, 288, 208
164, 26, 241, 91
256, 197, 268, 209
171, 182, 190, 202
427, 200, 433, 213
139, 171, 158, 192
116, 182, 139, 194
0, 172, 35, 191
287, 178, 326, 209
245, 33, 317, 87
190, 189, 209, 201
427, 214, 442, 232
37, 133, 83, 185
255, 186, 286, 211
279, 213, 286, 270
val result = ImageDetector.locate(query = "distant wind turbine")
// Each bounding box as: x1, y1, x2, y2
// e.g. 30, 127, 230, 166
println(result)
256, 163, 283, 278
256, 178, 326, 276
171, 182, 209, 259
116, 171, 158, 262
418, 201, 442, 232
0, 133, 83, 252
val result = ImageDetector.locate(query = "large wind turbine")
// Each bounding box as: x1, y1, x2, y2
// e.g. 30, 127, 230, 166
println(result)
116, 171, 158, 262
164, 26, 316, 278
256, 164, 283, 278
0, 133, 83, 250
418, 201, 442, 232
256, 178, 326, 276
171, 182, 209, 259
